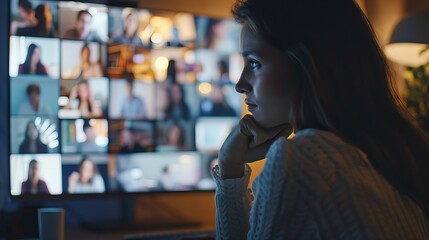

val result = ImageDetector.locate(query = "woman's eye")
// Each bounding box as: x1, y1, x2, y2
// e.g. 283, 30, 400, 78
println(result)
248, 60, 261, 70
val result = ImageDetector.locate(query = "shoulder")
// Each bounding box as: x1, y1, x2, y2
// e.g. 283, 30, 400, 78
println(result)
266, 129, 362, 175
63, 28, 76, 38
93, 174, 104, 183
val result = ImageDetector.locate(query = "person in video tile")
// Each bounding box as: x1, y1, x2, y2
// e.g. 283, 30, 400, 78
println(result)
110, 8, 143, 46
120, 80, 145, 119
19, 121, 48, 154
18, 43, 48, 75
19, 83, 51, 115
21, 159, 50, 195
67, 80, 103, 118
120, 128, 150, 153
166, 122, 189, 151
68, 157, 105, 193
10, 0, 36, 35
164, 83, 190, 120
16, 3, 54, 37
78, 124, 105, 153
68, 44, 103, 80
63, 10, 103, 42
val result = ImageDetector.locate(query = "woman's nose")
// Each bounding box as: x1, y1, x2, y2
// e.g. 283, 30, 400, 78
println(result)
235, 72, 251, 94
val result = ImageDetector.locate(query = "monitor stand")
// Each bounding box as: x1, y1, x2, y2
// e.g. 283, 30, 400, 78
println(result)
79, 197, 201, 233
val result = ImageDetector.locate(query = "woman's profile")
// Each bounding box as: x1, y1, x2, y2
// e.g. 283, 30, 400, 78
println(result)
215, 0, 429, 239
21, 159, 50, 195
18, 43, 48, 76
19, 121, 48, 154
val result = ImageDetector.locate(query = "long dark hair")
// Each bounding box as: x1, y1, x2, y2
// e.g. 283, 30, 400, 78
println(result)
26, 159, 38, 183
165, 83, 190, 120
34, 3, 52, 37
78, 156, 98, 184
233, 0, 429, 215
22, 121, 44, 146
24, 159, 39, 192
22, 43, 44, 74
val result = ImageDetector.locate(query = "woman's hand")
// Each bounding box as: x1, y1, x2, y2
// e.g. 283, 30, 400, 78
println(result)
218, 115, 292, 179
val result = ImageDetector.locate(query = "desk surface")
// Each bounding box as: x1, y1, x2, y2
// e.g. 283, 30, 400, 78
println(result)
65, 224, 216, 240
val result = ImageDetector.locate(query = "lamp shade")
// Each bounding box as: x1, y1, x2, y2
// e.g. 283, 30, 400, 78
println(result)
384, 10, 429, 67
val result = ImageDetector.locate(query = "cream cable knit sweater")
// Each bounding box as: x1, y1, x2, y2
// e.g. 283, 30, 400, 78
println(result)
214, 129, 429, 239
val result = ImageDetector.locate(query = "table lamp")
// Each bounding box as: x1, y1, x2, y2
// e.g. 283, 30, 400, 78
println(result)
384, 10, 429, 67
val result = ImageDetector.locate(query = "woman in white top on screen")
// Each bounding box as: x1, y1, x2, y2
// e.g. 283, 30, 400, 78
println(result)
68, 157, 105, 194
65, 44, 103, 80
66, 80, 102, 118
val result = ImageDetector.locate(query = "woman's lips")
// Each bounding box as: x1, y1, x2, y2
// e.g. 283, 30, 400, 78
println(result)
245, 99, 258, 111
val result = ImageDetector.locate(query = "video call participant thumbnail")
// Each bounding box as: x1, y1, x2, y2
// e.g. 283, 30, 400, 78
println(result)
110, 8, 144, 46
10, 154, 63, 196
18, 43, 48, 76
67, 156, 105, 194
62, 10, 103, 43
21, 159, 50, 194
18, 83, 51, 115
11, 0, 57, 37
19, 120, 48, 154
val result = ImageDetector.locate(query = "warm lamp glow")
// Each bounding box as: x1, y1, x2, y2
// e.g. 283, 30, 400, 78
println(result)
198, 82, 213, 95
384, 43, 429, 67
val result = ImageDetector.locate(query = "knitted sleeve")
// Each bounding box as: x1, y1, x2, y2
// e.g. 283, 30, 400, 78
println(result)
214, 164, 253, 240
214, 137, 321, 240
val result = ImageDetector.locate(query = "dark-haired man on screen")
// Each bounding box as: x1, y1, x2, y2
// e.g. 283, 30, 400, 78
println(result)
63, 10, 103, 43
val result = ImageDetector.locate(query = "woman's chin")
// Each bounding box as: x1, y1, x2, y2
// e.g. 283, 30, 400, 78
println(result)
253, 115, 290, 129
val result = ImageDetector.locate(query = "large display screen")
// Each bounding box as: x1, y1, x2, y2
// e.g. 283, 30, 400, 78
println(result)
9, 0, 242, 197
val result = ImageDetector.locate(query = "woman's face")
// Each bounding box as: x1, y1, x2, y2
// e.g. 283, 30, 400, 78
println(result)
27, 123, 38, 140
125, 14, 138, 35
19, 7, 31, 21
167, 125, 181, 145
80, 160, 94, 183
29, 162, 39, 180
236, 24, 294, 128
77, 83, 89, 100
31, 47, 40, 65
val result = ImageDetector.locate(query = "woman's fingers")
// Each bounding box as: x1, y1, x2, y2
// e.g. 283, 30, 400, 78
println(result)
240, 115, 293, 148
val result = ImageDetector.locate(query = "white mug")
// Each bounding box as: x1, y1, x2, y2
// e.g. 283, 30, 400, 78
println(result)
38, 208, 65, 240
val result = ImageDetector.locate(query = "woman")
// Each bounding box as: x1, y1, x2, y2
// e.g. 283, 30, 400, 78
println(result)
216, 0, 429, 239
164, 83, 190, 120
16, 3, 54, 37
111, 8, 143, 46
18, 43, 48, 75
68, 157, 105, 194
66, 44, 103, 80
21, 159, 50, 195
67, 80, 102, 118
10, 0, 36, 35
19, 121, 48, 154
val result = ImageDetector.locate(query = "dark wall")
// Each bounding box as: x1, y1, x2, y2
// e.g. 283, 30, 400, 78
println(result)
0, 0, 10, 211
